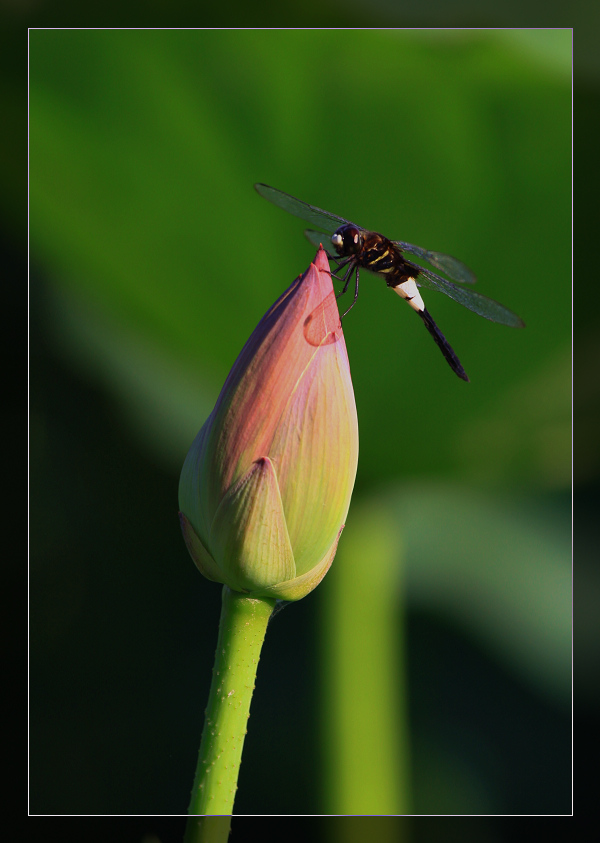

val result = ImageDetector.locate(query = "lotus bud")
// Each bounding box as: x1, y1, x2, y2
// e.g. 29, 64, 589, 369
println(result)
179, 247, 358, 601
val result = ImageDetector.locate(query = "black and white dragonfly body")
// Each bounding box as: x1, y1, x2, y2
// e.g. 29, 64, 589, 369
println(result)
255, 183, 524, 382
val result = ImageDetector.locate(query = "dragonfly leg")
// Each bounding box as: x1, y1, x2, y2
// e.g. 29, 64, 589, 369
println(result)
330, 258, 351, 283
340, 267, 360, 319
334, 261, 355, 298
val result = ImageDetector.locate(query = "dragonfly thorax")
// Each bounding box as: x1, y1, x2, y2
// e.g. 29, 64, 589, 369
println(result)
331, 224, 363, 257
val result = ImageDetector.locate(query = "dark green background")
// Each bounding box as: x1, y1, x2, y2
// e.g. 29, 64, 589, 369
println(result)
23, 27, 576, 821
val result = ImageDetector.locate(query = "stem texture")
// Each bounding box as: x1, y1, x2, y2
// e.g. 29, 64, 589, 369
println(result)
187, 585, 276, 817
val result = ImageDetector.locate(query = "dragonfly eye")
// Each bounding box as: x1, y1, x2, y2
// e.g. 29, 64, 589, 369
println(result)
332, 225, 362, 256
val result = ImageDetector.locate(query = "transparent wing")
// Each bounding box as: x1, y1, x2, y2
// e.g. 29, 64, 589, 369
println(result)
256, 184, 479, 286
393, 240, 477, 284
414, 266, 525, 327
255, 183, 353, 234
304, 229, 332, 250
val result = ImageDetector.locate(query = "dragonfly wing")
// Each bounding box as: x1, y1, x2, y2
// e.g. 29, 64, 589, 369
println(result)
304, 229, 333, 250
415, 267, 525, 327
394, 240, 477, 284
255, 183, 351, 234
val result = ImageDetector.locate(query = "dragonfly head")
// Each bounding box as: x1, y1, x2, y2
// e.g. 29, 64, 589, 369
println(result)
331, 224, 363, 257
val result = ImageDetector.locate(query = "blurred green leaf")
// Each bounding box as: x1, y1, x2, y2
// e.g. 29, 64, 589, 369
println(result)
324, 484, 570, 813
397, 484, 571, 701
28, 29, 571, 486
321, 504, 411, 815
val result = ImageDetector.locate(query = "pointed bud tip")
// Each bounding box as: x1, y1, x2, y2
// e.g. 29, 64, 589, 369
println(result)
302, 247, 342, 347
313, 245, 331, 272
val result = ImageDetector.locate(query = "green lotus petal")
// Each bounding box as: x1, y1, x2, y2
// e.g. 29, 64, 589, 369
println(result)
178, 411, 214, 549
209, 456, 296, 592
178, 511, 227, 585
250, 525, 344, 602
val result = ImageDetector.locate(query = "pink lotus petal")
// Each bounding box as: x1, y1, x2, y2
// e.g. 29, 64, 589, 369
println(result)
179, 247, 358, 599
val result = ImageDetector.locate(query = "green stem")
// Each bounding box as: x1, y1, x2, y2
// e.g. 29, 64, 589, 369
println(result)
186, 585, 276, 824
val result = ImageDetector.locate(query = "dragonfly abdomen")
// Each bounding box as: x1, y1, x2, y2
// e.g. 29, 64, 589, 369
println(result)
391, 276, 426, 314
418, 307, 469, 382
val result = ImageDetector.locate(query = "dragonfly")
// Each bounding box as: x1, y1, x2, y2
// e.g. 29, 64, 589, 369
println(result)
255, 183, 525, 382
